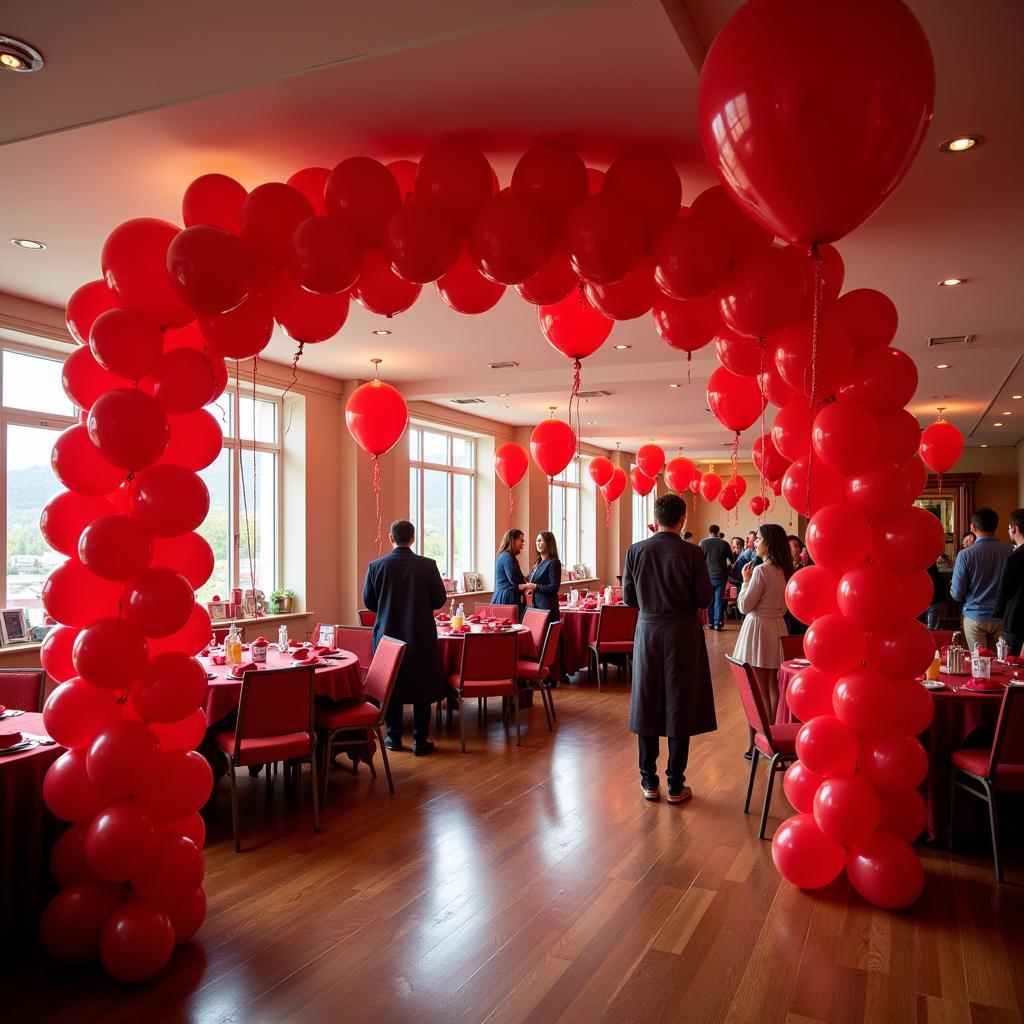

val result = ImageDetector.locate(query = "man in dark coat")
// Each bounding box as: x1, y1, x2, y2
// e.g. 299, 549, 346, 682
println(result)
623, 493, 715, 804
362, 519, 447, 754
996, 508, 1024, 655
699, 524, 734, 630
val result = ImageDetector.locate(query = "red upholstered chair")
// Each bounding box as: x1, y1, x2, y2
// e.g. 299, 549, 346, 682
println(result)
214, 665, 320, 852
0, 669, 45, 712
336, 626, 374, 680
475, 603, 519, 621
587, 605, 638, 691
950, 683, 1024, 883
516, 621, 562, 731
448, 632, 520, 752
315, 636, 406, 805
726, 655, 799, 839
521, 608, 550, 662
213, 624, 246, 645
357, 608, 376, 627
779, 635, 805, 661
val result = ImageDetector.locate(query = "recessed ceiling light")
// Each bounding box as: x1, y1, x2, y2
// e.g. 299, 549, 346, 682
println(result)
939, 135, 982, 153
371, 329, 391, 336
501, 405, 510, 409
586, 420, 597, 425
669, 383, 680, 389
497, 393, 508, 397
934, 363, 951, 370
932, 394, 952, 399
1002, 411, 1012, 416
0, 36, 44, 72
994, 422, 1003, 427
614, 344, 632, 350
981, 444, 989, 448
10, 238, 46, 250
1013, 395, 1022, 400
938, 278, 966, 287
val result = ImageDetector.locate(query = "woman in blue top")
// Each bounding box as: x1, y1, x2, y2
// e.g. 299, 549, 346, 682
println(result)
524, 531, 562, 622
493, 529, 527, 615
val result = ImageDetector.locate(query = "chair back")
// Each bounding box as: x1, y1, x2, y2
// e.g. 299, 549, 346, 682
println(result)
779, 635, 805, 661
362, 637, 406, 716
475, 603, 518, 620
725, 655, 777, 747
521, 608, 550, 656
357, 608, 376, 627
537, 622, 563, 678
929, 630, 953, 650
457, 633, 518, 687
214, 624, 246, 645
234, 666, 315, 758
987, 683, 1024, 779
596, 604, 638, 643
0, 669, 45, 713
336, 626, 374, 670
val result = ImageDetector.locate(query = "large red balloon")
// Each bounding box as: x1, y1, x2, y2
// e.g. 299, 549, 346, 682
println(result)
919, 419, 964, 474
833, 288, 898, 351
131, 835, 204, 908
89, 307, 164, 382
530, 419, 576, 478
859, 734, 928, 793
899, 570, 934, 620
707, 366, 765, 432
49, 822, 97, 887
382, 203, 461, 284
510, 142, 588, 226
345, 380, 409, 457
123, 567, 195, 638
40, 882, 128, 965
836, 563, 903, 630
804, 612, 866, 675
437, 243, 505, 315
42, 560, 122, 628
87, 389, 169, 471
198, 291, 274, 360
664, 456, 695, 493
99, 900, 176, 982
719, 485, 739, 512
872, 505, 945, 573
166, 224, 253, 314
182, 173, 247, 234
136, 750, 213, 820
635, 444, 665, 479
151, 532, 215, 590
796, 715, 860, 776
838, 347, 918, 412
781, 455, 845, 516
782, 760, 826, 815
326, 157, 402, 247
494, 443, 528, 488
40, 492, 115, 558
351, 248, 422, 317
66, 279, 122, 346
415, 141, 494, 228
845, 460, 912, 518
793, 242, 845, 304
78, 514, 153, 582
585, 263, 657, 321
630, 467, 656, 497
691, 185, 774, 261
751, 434, 790, 481
160, 410, 223, 472
130, 465, 210, 537
771, 814, 845, 889
44, 749, 107, 822
806, 503, 872, 574
758, 359, 801, 408
877, 788, 927, 845
132, 652, 208, 724
786, 666, 835, 723
652, 293, 720, 355
41, 625, 81, 685
773, 315, 852, 398
812, 400, 879, 474
890, 678, 934, 736
589, 456, 615, 488
651, 213, 732, 301
43, 678, 123, 750
515, 249, 577, 306
539, 290, 613, 360
784, 564, 839, 624
718, 246, 807, 339
269, 274, 349, 343
287, 214, 362, 295
901, 454, 928, 499
601, 466, 628, 503
62, 345, 132, 411
470, 192, 554, 286
562, 194, 646, 285
602, 148, 682, 237
700, 472, 723, 502
771, 398, 819, 462
846, 832, 924, 909
167, 887, 206, 944
87, 721, 161, 801
714, 328, 763, 378
72, 616, 149, 689
866, 617, 935, 678
52, 423, 124, 497
875, 408, 922, 465
240, 182, 313, 266
813, 773, 881, 847
698, 0, 935, 244
147, 603, 211, 658
832, 669, 897, 736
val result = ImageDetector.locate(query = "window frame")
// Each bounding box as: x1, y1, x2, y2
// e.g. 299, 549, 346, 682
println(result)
548, 459, 583, 572
631, 471, 655, 543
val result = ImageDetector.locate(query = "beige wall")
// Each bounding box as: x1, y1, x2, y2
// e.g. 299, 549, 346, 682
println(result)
683, 463, 800, 541
956, 447, 1020, 523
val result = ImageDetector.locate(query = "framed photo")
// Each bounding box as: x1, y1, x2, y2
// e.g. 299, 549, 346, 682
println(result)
0, 608, 30, 645
573, 564, 588, 580
443, 577, 457, 594
207, 601, 228, 621
318, 624, 335, 649
462, 571, 483, 593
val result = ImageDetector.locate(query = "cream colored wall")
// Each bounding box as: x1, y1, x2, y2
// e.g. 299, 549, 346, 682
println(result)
684, 464, 799, 541
955, 447, 1020, 521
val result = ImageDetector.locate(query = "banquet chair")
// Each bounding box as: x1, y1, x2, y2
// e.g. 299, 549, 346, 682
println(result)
515, 621, 562, 731
357, 608, 376, 627
587, 605, 638, 691
521, 608, 550, 662
725, 655, 799, 839
0, 669, 45, 713
475, 603, 518, 621
214, 665, 320, 852
779, 635, 805, 661
950, 682, 1024, 883
336, 626, 374, 678
448, 632, 520, 751
315, 637, 406, 806
214, 625, 246, 645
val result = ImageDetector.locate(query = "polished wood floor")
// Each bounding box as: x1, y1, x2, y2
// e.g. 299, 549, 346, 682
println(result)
9, 627, 1024, 1024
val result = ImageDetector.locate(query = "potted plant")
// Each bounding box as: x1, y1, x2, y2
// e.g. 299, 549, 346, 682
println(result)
270, 588, 295, 614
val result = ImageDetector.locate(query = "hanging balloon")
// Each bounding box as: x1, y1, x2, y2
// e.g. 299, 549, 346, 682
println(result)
150, 348, 224, 414
41, 492, 116, 559
436, 243, 505, 314
165, 225, 253, 314
386, 160, 418, 203
630, 467, 656, 497
719, 484, 739, 511
749, 495, 769, 517
664, 456, 695, 493
515, 248, 578, 306
707, 366, 765, 433
510, 142, 588, 227
351, 248, 422, 317
636, 443, 665, 479
650, 213, 732, 301
182, 173, 247, 234
792, 242, 845, 304
773, 314, 853, 398
285, 167, 330, 215
602, 148, 682, 239
529, 418, 576, 479
752, 434, 791, 482
718, 246, 808, 339
470, 192, 554, 285
833, 289, 899, 351
919, 417, 963, 474
652, 293, 720, 375
758, 359, 801, 408
325, 157, 403, 248
287, 215, 362, 294
874, 408, 922, 465
811, 400, 880, 474
269, 274, 349, 343
589, 455, 615, 489
584, 263, 657, 321
689, 185, 774, 261
714, 328, 763, 378
381, 203, 462, 284
240, 183, 314, 266
781, 454, 846, 516
494, 442, 528, 520
771, 398, 822, 463
700, 472, 723, 502
601, 466, 627, 503
838, 346, 918, 412
87, 389, 169, 472
197, 291, 274, 360
901, 454, 928, 498
130, 465, 210, 537
89, 308, 164, 382
66, 279, 122, 346
414, 140, 495, 228
562, 194, 647, 285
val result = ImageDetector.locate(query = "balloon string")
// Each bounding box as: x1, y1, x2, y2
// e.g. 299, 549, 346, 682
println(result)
250, 355, 260, 611
570, 358, 582, 460
281, 341, 304, 400
758, 339, 767, 504
805, 245, 823, 518
508, 485, 514, 523
373, 456, 383, 555
236, 360, 257, 610
686, 351, 692, 385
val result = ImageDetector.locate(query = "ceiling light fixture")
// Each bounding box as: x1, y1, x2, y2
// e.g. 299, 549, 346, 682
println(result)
371, 329, 391, 336
938, 278, 966, 287
933, 363, 951, 370
668, 383, 680, 389
586, 420, 597, 425
1013, 395, 1022, 400
614, 344, 631, 350
939, 135, 982, 153
981, 444, 989, 448
0, 36, 44, 72
10, 238, 46, 250
994, 422, 1003, 427
1002, 411, 1012, 416
497, 393, 508, 397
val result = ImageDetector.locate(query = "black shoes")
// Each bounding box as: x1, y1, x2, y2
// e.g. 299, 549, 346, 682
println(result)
384, 737, 404, 751
412, 740, 435, 756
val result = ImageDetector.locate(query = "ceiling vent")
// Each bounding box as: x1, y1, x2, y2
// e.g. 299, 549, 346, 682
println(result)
451, 397, 485, 405
487, 361, 519, 369
927, 334, 973, 347
577, 390, 611, 399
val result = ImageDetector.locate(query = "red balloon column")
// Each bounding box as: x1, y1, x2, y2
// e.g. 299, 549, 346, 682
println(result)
494, 442, 529, 520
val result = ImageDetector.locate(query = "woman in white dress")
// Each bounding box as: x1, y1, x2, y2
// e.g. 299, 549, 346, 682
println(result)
732, 523, 795, 720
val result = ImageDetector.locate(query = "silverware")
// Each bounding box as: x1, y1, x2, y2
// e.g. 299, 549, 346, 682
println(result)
22, 733, 56, 746
1, 709, 25, 718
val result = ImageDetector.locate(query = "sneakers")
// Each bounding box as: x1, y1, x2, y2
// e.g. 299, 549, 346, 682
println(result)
667, 786, 692, 804
642, 783, 660, 801
412, 740, 435, 756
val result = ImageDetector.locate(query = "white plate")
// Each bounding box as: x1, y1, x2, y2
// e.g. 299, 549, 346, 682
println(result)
920, 680, 945, 690
788, 659, 810, 667
0, 738, 38, 755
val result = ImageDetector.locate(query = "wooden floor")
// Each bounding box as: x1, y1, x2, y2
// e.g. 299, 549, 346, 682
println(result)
9, 627, 1024, 1024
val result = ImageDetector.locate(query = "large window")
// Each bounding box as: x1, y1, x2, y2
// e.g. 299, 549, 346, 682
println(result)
548, 458, 582, 574
408, 425, 475, 584
632, 474, 655, 543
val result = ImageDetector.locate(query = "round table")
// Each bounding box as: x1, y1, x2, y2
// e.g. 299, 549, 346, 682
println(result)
559, 607, 601, 675
436, 624, 534, 680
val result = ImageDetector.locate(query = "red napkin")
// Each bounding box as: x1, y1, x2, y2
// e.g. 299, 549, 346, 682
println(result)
1006, 654, 1024, 665
977, 647, 995, 658
230, 662, 257, 677
467, 615, 482, 623
0, 731, 22, 748
965, 677, 998, 689
315, 646, 336, 655
292, 648, 311, 660
288, 639, 299, 648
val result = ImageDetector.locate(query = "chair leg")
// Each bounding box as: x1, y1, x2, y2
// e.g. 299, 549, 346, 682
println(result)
539, 686, 553, 731
375, 726, 395, 794
547, 687, 557, 722
759, 755, 782, 840
514, 690, 521, 747
265, 762, 274, 798
743, 748, 759, 814
309, 738, 321, 834
459, 695, 466, 752
982, 780, 1003, 883
602, 656, 608, 690
320, 733, 333, 811
227, 761, 241, 853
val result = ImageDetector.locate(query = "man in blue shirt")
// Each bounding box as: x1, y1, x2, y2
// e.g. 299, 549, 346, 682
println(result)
950, 507, 1011, 651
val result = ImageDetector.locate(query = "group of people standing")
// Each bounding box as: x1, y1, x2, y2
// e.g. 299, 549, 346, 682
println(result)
493, 529, 562, 622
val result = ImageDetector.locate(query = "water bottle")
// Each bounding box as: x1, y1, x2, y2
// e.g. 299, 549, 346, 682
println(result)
997, 636, 1008, 662
278, 623, 288, 652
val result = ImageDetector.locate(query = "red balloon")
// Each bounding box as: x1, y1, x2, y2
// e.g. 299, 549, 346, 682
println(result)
41, 625, 81, 685
167, 886, 206, 944
793, 243, 845, 304
386, 160, 418, 203
832, 669, 897, 736
630, 467, 656, 497
690, 471, 703, 494
87, 389, 169, 471
415, 141, 494, 228
148, 603, 212, 658
136, 750, 213, 820
124, 568, 195, 638
42, 560, 122, 628
752, 434, 790, 481
813, 773, 881, 847
285, 215, 362, 295
159, 323, 228, 403
804, 612, 866, 675
890, 678, 934, 736
130, 465, 210, 537
718, 247, 808, 339
785, 564, 839, 624
78, 514, 153, 581
771, 399, 818, 462
494, 443, 528, 488
845, 460, 912, 518
758, 359, 801, 408
812, 400, 879, 474
707, 366, 765, 432
345, 380, 409, 457
510, 142, 588, 227
326, 157, 402, 247
714, 328, 763, 377
877, 788, 927, 844
749, 495, 769, 516
198, 291, 274, 360
146, 709, 206, 752
99, 900, 176, 982
872, 505, 945, 573
40, 492, 115, 558
539, 290, 613, 360
690, 184, 775, 261
874, 408, 921, 465
771, 814, 845, 889
132, 652, 208, 724
919, 419, 963, 474
240, 182, 313, 266
470, 192, 554, 286
166, 224, 253, 314
900, 570, 933, 620
285, 167, 329, 215
40, 882, 128, 964
562, 194, 647, 285
44, 749, 107, 822
351, 248, 422, 316
859, 734, 929, 793
773, 315, 852, 398
733, 476, 750, 500
833, 289, 898, 351
101, 218, 194, 328
601, 466, 627, 503
836, 563, 903, 630
530, 419, 576, 478
269, 273, 349, 343
150, 347, 222, 414
160, 410, 223, 472
437, 242, 505, 314
664, 456, 695, 493
52, 423, 124, 497
89, 307, 164, 381
151, 532, 214, 590
589, 456, 615, 488
719, 485, 739, 511
603, 148, 681, 237
846, 832, 924, 909
62, 345, 132, 412
651, 213, 732, 301
50, 822, 97, 887
866, 617, 935, 678
796, 715, 860, 776
786, 665, 836, 722
783, 760, 825, 814
44, 678, 123, 749
72, 617, 149, 689
806, 503, 872, 574
585, 263, 657, 321
87, 721, 161, 800
182, 173, 247, 234
382, 203, 461, 284
66, 279, 122, 346
161, 812, 205, 848
652, 293, 720, 354
515, 249, 578, 306
636, 443, 665, 478
838, 347, 918, 412
781, 455, 845, 516
132, 834, 204, 908
698, 0, 934, 244
700, 472, 723, 502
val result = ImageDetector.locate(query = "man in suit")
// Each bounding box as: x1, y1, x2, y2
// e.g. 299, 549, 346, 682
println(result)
996, 508, 1024, 655
699, 524, 734, 630
362, 520, 447, 754
623, 493, 715, 804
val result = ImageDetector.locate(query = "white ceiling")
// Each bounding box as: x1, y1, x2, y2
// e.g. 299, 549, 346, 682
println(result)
1, 0, 1022, 456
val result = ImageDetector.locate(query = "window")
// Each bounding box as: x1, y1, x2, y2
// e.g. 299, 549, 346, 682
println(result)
548, 459, 582, 573
408, 426, 476, 583
632, 476, 655, 543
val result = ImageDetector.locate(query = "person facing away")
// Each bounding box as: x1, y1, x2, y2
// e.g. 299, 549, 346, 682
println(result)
699, 523, 734, 631
683, 531, 694, 543
995, 508, 1024, 656
623, 493, 715, 805
361, 519, 447, 754
951, 507, 1011, 651
524, 531, 562, 622
493, 528, 527, 616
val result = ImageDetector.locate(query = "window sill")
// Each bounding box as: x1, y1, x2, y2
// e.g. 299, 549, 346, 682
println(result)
0, 641, 42, 655
214, 611, 311, 627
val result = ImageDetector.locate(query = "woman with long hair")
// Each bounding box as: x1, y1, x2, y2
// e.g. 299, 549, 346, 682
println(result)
523, 531, 562, 621
732, 523, 794, 720
493, 528, 527, 615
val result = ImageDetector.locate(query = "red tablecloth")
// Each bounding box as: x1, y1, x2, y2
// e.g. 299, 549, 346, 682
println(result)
560, 608, 601, 674
202, 649, 363, 725
775, 660, 804, 725
0, 712, 63, 954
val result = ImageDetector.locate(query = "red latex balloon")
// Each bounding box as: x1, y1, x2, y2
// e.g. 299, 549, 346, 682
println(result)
877, 789, 927, 845
813, 773, 881, 847
382, 203, 461, 284
40, 882, 128, 964
833, 289, 898, 351
287, 215, 362, 294
735, 473, 751, 497
162, 812, 205, 848
494, 443, 528, 488
664, 456, 695, 493
806, 503, 872, 574
198, 291, 274, 360
386, 160, 418, 203
900, 570, 933, 619
589, 456, 615, 488
846, 832, 924, 909
66, 279, 122, 345
690, 471, 703, 494
166, 224, 253, 314
40, 492, 115, 558
43, 749, 107, 822
700, 472, 723, 502
326, 157, 403, 247
62, 345, 132, 412
635, 444, 665, 479
539, 290, 613, 360
832, 668, 897, 736
72, 616, 149, 689
131, 834, 204, 908
437, 242, 505, 314
351, 248, 422, 316
151, 532, 214, 590
510, 142, 588, 227
470, 192, 554, 286
690, 184, 775, 261
43, 678, 123, 749
42, 560, 122, 628
796, 715, 860, 776
52, 423, 125, 497
718, 246, 808, 339
752, 434, 791, 481
890, 678, 934, 736
146, 709, 206, 752
286, 167, 329, 215
50, 822, 96, 887
123, 567, 195, 638
719, 485, 739, 511
130, 465, 210, 537
89, 307, 164, 381
99, 900, 176, 982
240, 182, 313, 266
87, 389, 169, 471
792, 243, 845, 304
783, 761, 825, 814
919, 419, 963, 474
160, 410, 223, 472
270, 273, 349, 343
786, 666, 836, 725
132, 652, 208, 724
875, 408, 921, 465
860, 734, 929, 793
87, 721, 161, 801
530, 419, 576, 478
866, 617, 935, 679
781, 455, 845, 516
101, 218, 194, 328
345, 380, 409, 457
415, 141, 494, 228
652, 293, 720, 355
771, 399, 819, 462
707, 366, 765, 432
812, 400, 879, 474
837, 563, 903, 630
872, 505, 945, 573
838, 347, 918, 412
714, 328, 763, 378
651, 213, 732, 301
758, 359, 801, 408
601, 466, 628, 503
136, 750, 213, 820
630, 467, 656, 497
585, 263, 657, 321
773, 315, 852, 398
515, 249, 577, 306
603, 148, 681, 237
182, 173, 247, 234
167, 886, 206, 944
804, 612, 866, 675
562, 194, 647, 285
160, 323, 227, 402
845, 460, 912, 518
784, 564, 839, 624
698, 0, 934, 244
150, 347, 223, 413
41, 625, 81, 685
749, 495, 769, 516
148, 603, 211, 658
771, 814, 845, 889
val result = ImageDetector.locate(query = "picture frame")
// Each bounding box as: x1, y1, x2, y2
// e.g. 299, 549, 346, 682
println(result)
461, 571, 483, 593
443, 577, 457, 594
0, 608, 30, 645
207, 601, 228, 621
573, 564, 588, 580
318, 624, 335, 649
